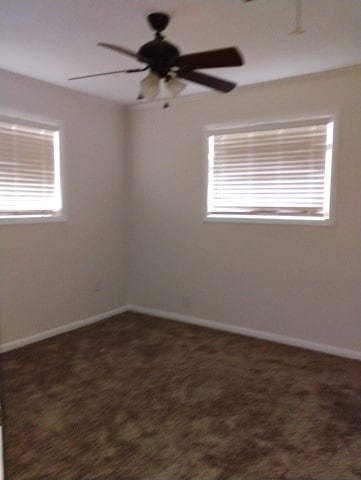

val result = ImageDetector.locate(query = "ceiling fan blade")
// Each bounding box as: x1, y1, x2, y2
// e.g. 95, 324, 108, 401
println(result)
177, 70, 236, 93
69, 67, 148, 81
97, 42, 143, 61
175, 47, 244, 70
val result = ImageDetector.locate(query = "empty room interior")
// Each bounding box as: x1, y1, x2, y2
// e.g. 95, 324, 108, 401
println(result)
0, 0, 360, 479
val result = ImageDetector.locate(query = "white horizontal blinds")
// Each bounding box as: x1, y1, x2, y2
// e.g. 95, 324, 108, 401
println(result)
208, 121, 331, 217
0, 121, 60, 215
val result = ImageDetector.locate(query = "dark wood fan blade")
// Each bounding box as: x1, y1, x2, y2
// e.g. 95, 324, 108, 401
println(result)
175, 47, 244, 70
69, 67, 148, 81
177, 70, 236, 92
97, 42, 143, 61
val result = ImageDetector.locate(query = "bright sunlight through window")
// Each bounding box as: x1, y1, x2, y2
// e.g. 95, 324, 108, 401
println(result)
0, 118, 63, 223
206, 118, 335, 225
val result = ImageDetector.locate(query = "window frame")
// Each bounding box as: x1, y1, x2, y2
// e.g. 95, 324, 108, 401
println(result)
203, 113, 338, 226
0, 113, 66, 225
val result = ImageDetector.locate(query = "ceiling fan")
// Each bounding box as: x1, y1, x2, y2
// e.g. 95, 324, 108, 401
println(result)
69, 12, 244, 104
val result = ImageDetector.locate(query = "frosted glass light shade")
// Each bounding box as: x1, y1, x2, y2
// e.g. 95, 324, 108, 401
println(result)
166, 76, 186, 97
139, 72, 160, 99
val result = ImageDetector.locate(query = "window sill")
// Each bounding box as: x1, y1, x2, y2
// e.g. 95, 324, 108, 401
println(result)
204, 214, 334, 226
0, 213, 66, 225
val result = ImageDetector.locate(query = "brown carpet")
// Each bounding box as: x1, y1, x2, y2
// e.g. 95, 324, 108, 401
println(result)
1, 311, 361, 480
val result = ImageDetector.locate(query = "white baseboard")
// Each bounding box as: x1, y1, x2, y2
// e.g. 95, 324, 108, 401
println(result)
0, 305, 129, 353
128, 305, 361, 361
2, 304, 360, 361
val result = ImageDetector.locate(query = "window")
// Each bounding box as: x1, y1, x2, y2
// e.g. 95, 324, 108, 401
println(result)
0, 117, 63, 223
206, 117, 335, 225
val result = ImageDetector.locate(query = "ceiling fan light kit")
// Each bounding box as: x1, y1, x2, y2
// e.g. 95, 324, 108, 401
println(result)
69, 11, 244, 107
138, 71, 187, 101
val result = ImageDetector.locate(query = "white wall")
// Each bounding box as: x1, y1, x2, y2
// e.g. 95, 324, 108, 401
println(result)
126, 67, 361, 352
0, 70, 126, 344
1, 67, 360, 354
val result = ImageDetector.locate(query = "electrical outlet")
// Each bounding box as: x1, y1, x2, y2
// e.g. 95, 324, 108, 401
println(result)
182, 295, 192, 309
93, 280, 103, 293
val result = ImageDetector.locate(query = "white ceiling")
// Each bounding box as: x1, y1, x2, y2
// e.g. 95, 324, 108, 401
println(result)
0, 0, 360, 105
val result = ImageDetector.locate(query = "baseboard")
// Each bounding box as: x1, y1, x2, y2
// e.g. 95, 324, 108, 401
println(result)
0, 305, 129, 353
2, 304, 360, 361
128, 305, 361, 361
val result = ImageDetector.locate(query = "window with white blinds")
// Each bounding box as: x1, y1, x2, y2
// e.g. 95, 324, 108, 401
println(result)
206, 118, 335, 224
0, 119, 63, 222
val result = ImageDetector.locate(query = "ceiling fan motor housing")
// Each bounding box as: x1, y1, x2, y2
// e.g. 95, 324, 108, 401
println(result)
137, 39, 180, 78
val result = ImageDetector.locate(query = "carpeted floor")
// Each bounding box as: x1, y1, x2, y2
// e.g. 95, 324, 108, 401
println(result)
1, 311, 361, 480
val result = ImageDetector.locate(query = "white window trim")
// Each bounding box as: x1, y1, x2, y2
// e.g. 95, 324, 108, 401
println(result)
202, 112, 339, 226
0, 112, 67, 225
